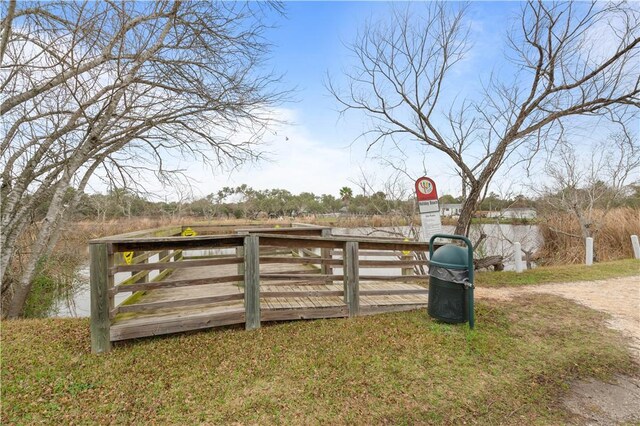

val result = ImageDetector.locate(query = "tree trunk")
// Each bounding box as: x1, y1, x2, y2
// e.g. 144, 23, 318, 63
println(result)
4, 160, 77, 318
454, 184, 483, 236
0, 213, 30, 286
0, 0, 16, 64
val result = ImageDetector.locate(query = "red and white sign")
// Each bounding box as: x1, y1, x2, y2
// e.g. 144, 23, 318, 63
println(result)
415, 177, 442, 242
415, 177, 438, 201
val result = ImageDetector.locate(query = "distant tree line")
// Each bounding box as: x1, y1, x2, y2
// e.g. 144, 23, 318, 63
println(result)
61, 185, 412, 220
438, 193, 537, 212
49, 182, 640, 222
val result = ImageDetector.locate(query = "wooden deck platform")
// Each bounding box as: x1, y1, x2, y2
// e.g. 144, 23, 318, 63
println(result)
89, 224, 435, 352
110, 261, 428, 341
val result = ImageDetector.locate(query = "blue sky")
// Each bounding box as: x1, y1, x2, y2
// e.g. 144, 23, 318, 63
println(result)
186, 1, 519, 199
174, 1, 628, 201
264, 1, 515, 140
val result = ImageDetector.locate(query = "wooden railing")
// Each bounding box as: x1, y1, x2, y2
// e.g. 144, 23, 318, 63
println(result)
90, 224, 433, 353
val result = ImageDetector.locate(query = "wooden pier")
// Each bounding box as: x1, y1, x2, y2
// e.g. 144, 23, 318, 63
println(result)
90, 224, 434, 353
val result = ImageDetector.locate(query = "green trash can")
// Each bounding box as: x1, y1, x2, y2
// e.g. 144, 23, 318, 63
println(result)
428, 234, 475, 328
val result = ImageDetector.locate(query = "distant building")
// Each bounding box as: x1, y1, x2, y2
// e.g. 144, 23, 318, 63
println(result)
440, 203, 462, 217
501, 207, 537, 220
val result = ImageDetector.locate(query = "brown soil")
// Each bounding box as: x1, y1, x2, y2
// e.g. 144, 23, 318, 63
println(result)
477, 276, 640, 425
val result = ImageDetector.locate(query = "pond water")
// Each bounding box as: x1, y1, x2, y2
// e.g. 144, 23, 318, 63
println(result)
49, 266, 131, 318
335, 224, 541, 262
49, 224, 540, 318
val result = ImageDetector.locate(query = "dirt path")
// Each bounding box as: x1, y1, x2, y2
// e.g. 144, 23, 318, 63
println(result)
477, 276, 640, 360
477, 276, 640, 425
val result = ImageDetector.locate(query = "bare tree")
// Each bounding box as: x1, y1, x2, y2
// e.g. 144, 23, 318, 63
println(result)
329, 1, 639, 237
1, 1, 286, 317
538, 132, 639, 239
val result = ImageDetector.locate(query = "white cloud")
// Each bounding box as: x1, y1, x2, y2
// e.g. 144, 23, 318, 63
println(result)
86, 106, 476, 201
177, 107, 467, 199
162, 108, 358, 198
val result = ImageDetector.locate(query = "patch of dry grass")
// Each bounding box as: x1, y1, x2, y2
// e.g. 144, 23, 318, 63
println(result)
539, 208, 640, 264
2, 295, 636, 424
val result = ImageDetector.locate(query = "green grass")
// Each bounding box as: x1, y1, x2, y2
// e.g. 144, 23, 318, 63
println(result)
476, 259, 640, 288
2, 295, 637, 424
22, 270, 59, 318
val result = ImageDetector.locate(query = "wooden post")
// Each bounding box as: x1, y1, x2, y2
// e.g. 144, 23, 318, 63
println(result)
514, 242, 523, 273
631, 235, 640, 259
344, 241, 359, 317
244, 235, 260, 330
90, 243, 111, 353
321, 228, 332, 282
107, 251, 115, 314
236, 245, 245, 287
585, 237, 594, 266
401, 253, 413, 281
236, 231, 247, 287
342, 245, 349, 304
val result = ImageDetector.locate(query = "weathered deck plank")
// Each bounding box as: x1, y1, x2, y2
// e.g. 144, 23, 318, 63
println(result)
110, 255, 429, 341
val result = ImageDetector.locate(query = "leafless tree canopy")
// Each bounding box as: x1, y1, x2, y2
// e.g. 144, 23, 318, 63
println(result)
329, 1, 639, 236
0, 0, 286, 317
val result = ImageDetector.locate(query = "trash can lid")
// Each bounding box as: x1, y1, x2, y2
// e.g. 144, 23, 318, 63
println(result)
431, 244, 468, 267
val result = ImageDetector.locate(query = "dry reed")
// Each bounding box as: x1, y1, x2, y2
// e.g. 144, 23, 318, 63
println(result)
538, 208, 640, 264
